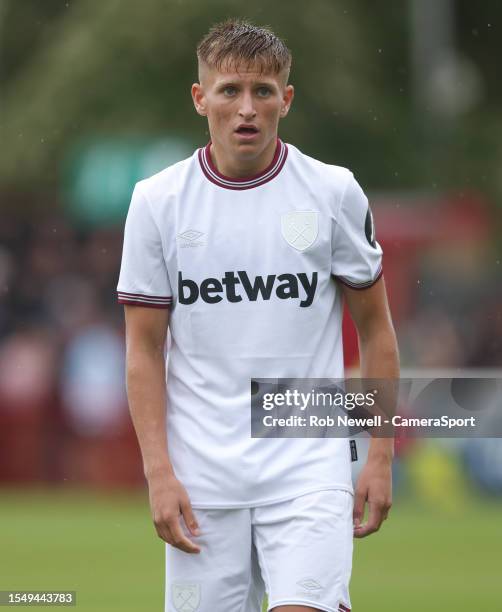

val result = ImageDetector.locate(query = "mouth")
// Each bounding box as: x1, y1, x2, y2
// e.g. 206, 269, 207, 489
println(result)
235, 125, 259, 139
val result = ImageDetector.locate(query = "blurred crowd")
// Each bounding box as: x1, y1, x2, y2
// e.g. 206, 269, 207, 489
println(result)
0, 210, 500, 489
0, 216, 142, 487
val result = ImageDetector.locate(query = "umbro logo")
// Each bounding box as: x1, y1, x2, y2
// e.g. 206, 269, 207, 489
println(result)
178, 229, 204, 248
295, 577, 324, 602
296, 578, 323, 591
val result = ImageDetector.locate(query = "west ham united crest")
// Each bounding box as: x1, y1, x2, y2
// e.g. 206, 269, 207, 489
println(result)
172, 582, 201, 611
281, 211, 319, 251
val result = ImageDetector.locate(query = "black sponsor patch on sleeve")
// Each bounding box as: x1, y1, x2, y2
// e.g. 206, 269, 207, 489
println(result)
365, 207, 377, 248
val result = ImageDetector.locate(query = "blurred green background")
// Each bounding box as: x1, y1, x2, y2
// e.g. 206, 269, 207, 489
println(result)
1, 1, 502, 610
2, 0, 502, 204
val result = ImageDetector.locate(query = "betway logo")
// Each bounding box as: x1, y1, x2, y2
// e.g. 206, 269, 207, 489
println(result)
178, 271, 318, 308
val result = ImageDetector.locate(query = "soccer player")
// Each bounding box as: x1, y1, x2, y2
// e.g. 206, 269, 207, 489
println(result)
118, 19, 399, 612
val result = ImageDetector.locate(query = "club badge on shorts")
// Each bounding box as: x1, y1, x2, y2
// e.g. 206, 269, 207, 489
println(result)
281, 211, 319, 251
172, 582, 201, 611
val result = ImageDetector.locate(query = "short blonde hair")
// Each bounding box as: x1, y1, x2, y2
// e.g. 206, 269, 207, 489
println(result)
197, 19, 292, 75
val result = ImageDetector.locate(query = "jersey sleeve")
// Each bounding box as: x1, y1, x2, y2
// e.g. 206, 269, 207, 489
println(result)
117, 183, 172, 308
331, 173, 383, 289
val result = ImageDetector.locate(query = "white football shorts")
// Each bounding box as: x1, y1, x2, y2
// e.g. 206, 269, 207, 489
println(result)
165, 489, 353, 612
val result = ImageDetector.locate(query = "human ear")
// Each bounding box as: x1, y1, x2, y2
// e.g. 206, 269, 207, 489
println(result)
191, 83, 207, 116
280, 84, 294, 118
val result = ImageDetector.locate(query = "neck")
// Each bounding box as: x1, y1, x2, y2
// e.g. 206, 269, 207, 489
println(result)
209, 138, 278, 178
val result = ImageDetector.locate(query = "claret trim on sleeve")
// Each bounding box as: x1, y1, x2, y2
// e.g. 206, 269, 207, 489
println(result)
117, 290, 172, 308
334, 263, 383, 290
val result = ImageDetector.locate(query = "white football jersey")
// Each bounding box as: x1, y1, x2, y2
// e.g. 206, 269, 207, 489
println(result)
117, 139, 383, 508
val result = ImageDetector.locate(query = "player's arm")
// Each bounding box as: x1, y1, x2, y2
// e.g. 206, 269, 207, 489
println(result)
342, 276, 399, 538
124, 304, 200, 553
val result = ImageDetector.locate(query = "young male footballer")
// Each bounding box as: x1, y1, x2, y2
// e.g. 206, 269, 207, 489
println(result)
118, 19, 399, 612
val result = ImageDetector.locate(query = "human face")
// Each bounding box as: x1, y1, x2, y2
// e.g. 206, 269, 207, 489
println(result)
191, 62, 294, 177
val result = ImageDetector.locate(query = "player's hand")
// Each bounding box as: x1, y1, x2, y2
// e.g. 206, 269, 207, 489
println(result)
147, 472, 201, 553
353, 454, 392, 538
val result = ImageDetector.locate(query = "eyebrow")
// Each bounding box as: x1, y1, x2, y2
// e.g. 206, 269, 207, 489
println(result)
215, 79, 278, 89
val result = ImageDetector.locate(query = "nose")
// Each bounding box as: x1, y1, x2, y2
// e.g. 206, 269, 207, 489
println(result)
238, 91, 256, 120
